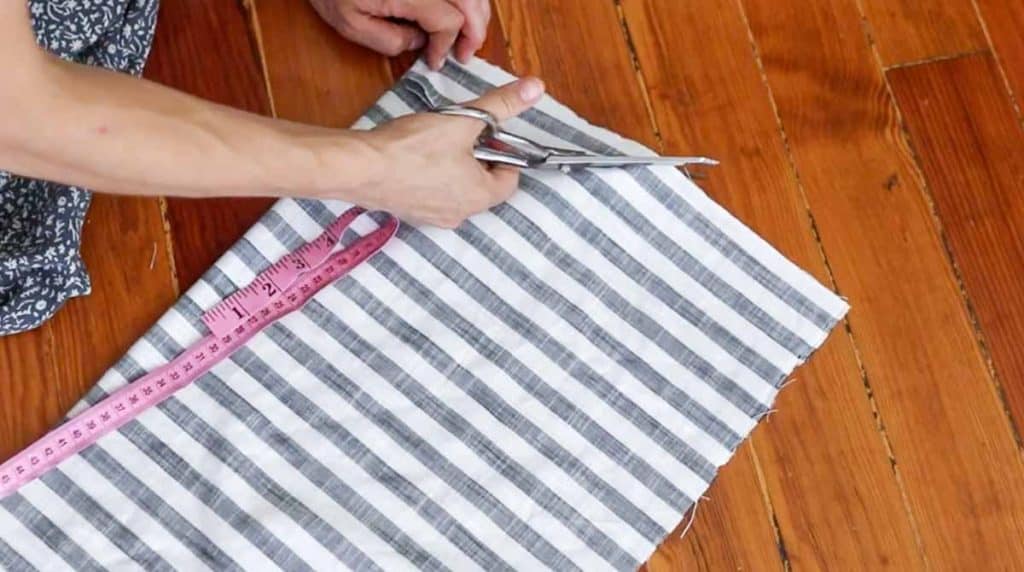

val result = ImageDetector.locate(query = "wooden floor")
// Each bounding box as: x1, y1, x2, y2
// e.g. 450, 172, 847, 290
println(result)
3, 0, 1024, 569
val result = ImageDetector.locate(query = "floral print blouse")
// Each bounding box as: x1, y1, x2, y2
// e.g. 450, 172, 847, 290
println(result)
0, 0, 158, 335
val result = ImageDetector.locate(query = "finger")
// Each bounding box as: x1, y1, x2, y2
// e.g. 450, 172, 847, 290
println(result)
385, 0, 465, 69
452, 29, 483, 63
447, 0, 489, 62
341, 11, 426, 56
425, 28, 461, 70
485, 165, 521, 207
452, 36, 473, 64
465, 77, 545, 122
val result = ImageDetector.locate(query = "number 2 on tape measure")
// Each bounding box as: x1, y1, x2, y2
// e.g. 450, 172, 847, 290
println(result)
0, 207, 398, 499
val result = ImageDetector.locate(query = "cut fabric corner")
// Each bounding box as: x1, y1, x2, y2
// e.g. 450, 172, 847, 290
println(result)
0, 57, 847, 571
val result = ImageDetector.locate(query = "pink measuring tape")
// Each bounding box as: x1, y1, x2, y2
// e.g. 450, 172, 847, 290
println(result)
0, 207, 398, 499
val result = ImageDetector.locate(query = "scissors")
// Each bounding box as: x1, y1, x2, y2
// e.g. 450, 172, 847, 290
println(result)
432, 104, 719, 173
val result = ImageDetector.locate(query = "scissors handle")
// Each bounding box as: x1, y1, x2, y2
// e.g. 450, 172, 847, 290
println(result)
433, 105, 499, 136
473, 147, 531, 168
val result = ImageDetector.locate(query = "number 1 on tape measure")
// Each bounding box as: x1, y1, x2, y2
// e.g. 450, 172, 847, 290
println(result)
0, 207, 398, 499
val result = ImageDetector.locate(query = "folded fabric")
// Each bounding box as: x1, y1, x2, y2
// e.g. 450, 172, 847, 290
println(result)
0, 58, 848, 571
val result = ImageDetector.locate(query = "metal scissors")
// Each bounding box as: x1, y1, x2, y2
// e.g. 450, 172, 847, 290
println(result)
432, 104, 719, 173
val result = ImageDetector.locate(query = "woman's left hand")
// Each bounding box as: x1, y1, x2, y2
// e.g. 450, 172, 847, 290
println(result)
309, 0, 491, 69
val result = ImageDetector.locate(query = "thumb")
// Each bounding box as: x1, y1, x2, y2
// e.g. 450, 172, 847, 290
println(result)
465, 77, 545, 122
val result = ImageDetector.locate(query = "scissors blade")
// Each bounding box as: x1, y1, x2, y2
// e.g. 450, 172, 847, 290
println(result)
540, 155, 720, 169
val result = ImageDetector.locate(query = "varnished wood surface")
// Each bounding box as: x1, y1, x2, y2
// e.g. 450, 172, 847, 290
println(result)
741, 0, 1024, 567
618, 0, 922, 568
2, 0, 1023, 569
975, 0, 1024, 125
888, 53, 1024, 464
857, 0, 986, 66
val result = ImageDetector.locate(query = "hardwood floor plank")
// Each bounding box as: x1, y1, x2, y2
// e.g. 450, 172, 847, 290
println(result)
145, 0, 276, 289
643, 449, 782, 572
975, 0, 1024, 122
0, 328, 60, 461
252, 0, 391, 127
619, 0, 923, 567
495, 0, 784, 568
46, 195, 178, 408
888, 52, 1024, 440
496, 0, 656, 146
857, 0, 986, 67
741, 0, 1024, 566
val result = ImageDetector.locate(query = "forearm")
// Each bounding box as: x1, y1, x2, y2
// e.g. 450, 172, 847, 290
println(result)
0, 54, 380, 200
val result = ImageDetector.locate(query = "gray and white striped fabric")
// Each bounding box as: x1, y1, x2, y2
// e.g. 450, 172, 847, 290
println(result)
0, 58, 847, 571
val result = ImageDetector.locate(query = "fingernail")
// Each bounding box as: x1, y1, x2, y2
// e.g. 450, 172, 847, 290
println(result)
518, 78, 544, 102
409, 35, 426, 50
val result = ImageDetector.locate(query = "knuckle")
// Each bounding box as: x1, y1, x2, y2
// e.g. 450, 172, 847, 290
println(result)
498, 91, 516, 116
448, 10, 466, 29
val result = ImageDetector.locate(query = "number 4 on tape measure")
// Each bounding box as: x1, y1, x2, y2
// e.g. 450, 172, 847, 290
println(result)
0, 207, 398, 499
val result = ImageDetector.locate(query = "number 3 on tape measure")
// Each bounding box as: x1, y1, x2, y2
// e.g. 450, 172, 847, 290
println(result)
0, 207, 398, 499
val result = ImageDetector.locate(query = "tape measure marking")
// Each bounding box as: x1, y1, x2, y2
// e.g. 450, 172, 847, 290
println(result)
0, 207, 398, 499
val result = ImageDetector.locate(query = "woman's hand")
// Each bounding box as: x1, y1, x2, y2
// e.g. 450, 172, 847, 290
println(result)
309, 0, 491, 69
353, 77, 544, 228
1, 0, 534, 229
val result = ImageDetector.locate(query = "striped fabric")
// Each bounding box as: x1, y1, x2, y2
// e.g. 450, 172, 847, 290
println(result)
0, 58, 847, 571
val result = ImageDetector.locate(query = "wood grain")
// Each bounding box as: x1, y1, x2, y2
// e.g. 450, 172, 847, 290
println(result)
495, 1, 785, 568
0, 328, 60, 461
620, 0, 923, 568
741, 0, 1024, 566
644, 448, 783, 572
495, 0, 655, 146
976, 0, 1024, 122
889, 52, 1024, 443
145, 0, 276, 289
46, 195, 177, 407
857, 0, 987, 66
251, 0, 391, 128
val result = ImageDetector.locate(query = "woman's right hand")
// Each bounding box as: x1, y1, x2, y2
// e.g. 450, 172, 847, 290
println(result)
351, 77, 544, 229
